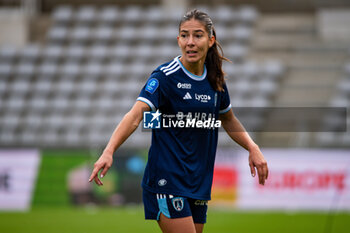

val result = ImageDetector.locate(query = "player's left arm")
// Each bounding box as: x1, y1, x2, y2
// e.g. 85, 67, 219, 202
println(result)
219, 110, 268, 185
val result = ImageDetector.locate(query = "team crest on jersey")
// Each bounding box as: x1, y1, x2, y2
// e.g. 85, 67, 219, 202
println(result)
172, 197, 184, 211
145, 78, 159, 94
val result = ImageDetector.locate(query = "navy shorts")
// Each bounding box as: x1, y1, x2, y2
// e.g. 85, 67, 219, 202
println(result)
142, 189, 208, 224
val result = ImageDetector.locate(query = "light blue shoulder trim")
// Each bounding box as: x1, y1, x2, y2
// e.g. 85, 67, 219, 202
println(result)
219, 104, 232, 114
137, 97, 156, 111
175, 56, 207, 81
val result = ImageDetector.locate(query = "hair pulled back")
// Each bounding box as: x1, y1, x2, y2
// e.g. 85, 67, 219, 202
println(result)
179, 9, 229, 91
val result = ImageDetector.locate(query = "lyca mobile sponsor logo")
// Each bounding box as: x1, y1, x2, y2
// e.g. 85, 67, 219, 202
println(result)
195, 94, 211, 103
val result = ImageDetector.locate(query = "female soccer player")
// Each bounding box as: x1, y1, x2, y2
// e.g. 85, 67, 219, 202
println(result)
89, 9, 268, 233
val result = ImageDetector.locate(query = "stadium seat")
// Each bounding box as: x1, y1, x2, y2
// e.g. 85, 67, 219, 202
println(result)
10, 79, 31, 95
116, 25, 138, 42
55, 78, 75, 95
48, 26, 69, 43
157, 43, 179, 60
5, 95, 26, 113
255, 79, 278, 96
44, 112, 66, 130
211, 6, 235, 25
238, 6, 259, 24
60, 62, 81, 76
14, 62, 36, 76
93, 26, 114, 43
0, 63, 12, 77
23, 113, 43, 130
52, 5, 73, 24
213, 24, 230, 42
51, 95, 70, 112
165, 7, 183, 22
1, 112, 20, 130
0, 46, 17, 62
138, 25, 160, 42
225, 44, 248, 61
87, 44, 108, 61
20, 44, 41, 62
65, 44, 85, 61
144, 6, 163, 23
29, 97, 49, 114
132, 43, 154, 60
0, 128, 16, 144
105, 61, 126, 77
40, 129, 61, 146
0, 79, 8, 97
248, 96, 271, 108
98, 6, 120, 24
70, 26, 91, 43
159, 26, 178, 43
70, 99, 90, 115
19, 129, 38, 144
231, 25, 253, 43
75, 6, 97, 24
241, 61, 259, 78
33, 78, 53, 95
262, 60, 285, 78
81, 61, 103, 77
109, 43, 131, 61
37, 62, 58, 76
42, 45, 64, 60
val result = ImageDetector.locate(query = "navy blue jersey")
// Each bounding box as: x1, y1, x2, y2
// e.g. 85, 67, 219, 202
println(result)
137, 56, 231, 200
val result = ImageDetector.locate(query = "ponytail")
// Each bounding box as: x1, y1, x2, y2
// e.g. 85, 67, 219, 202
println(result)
205, 28, 229, 92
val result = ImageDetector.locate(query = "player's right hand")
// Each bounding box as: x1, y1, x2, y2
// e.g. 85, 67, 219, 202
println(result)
88, 152, 113, 186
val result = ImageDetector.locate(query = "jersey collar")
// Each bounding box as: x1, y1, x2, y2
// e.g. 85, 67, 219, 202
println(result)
175, 56, 207, 81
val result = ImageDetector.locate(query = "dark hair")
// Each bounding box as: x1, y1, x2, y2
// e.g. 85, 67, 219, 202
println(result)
179, 9, 229, 92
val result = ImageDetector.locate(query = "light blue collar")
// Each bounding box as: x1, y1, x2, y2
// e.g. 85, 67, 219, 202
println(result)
175, 56, 207, 81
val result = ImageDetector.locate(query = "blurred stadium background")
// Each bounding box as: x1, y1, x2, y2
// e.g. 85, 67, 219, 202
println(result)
0, 0, 350, 232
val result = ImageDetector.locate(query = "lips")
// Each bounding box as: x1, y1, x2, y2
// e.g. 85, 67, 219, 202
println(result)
186, 50, 198, 56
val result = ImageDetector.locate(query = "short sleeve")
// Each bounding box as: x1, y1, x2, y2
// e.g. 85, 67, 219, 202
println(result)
219, 83, 232, 114
137, 72, 163, 111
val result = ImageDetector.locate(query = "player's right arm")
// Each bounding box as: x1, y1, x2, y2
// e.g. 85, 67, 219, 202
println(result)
88, 100, 150, 186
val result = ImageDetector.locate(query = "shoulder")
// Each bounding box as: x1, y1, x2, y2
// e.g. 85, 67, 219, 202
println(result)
154, 56, 181, 77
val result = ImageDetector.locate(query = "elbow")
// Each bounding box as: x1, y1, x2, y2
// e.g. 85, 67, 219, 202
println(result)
125, 110, 142, 130
131, 120, 140, 129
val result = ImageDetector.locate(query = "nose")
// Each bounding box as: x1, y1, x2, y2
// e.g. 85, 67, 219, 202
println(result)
187, 35, 195, 46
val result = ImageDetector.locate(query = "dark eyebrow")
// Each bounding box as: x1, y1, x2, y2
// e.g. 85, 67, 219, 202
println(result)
180, 29, 205, 33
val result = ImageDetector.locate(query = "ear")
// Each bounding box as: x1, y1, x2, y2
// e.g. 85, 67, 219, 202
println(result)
209, 35, 215, 48
177, 35, 180, 47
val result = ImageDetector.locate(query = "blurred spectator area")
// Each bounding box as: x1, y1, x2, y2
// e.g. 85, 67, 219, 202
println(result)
2, 0, 350, 12
1, 4, 281, 149
0, 2, 350, 148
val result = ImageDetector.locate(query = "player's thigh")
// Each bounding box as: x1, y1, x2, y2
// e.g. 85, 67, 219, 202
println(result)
158, 213, 196, 233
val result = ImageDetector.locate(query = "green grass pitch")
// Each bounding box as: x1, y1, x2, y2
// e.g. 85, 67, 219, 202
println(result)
0, 206, 349, 233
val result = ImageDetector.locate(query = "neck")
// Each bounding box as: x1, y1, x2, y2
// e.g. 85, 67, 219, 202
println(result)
179, 57, 205, 76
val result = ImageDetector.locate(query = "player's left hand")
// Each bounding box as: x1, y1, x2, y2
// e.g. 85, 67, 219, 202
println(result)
248, 146, 268, 185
